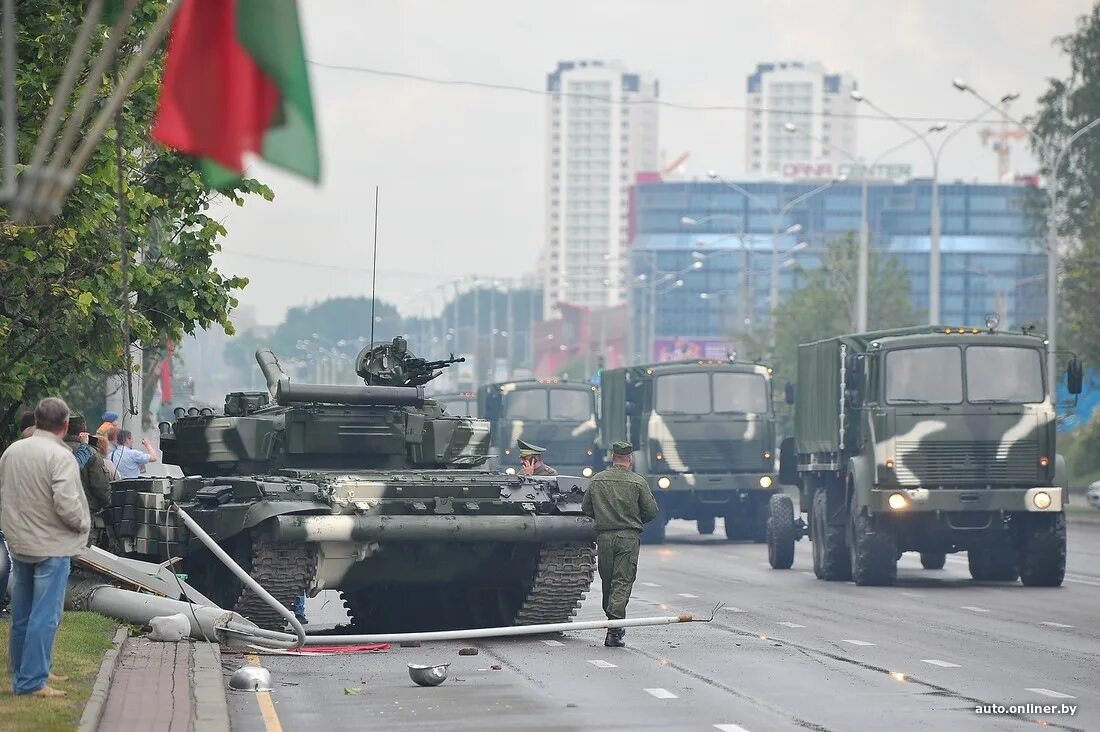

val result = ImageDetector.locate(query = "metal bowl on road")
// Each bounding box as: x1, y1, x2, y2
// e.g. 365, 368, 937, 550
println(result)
228, 665, 274, 692
407, 662, 450, 687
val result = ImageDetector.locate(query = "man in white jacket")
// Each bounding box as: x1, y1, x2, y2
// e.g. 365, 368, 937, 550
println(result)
0, 397, 90, 697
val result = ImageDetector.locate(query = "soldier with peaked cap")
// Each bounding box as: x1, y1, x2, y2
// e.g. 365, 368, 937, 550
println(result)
517, 439, 557, 476
582, 440, 659, 648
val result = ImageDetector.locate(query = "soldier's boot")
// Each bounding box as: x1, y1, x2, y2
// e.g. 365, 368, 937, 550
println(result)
604, 628, 625, 648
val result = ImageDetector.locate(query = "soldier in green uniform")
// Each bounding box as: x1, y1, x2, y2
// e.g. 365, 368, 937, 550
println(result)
582, 440, 659, 647
518, 439, 557, 476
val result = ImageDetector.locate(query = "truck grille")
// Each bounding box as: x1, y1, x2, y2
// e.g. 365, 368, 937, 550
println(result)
656, 440, 765, 474
895, 440, 1038, 486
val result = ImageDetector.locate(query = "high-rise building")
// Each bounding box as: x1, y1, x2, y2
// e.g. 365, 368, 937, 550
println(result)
544, 60, 658, 319
745, 61, 858, 177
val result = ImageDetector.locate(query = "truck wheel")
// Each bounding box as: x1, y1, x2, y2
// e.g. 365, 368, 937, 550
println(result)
697, 516, 716, 535
920, 552, 947, 570
1018, 513, 1066, 587
849, 508, 897, 586
811, 489, 851, 581
766, 494, 796, 570
967, 536, 1018, 582
641, 507, 667, 545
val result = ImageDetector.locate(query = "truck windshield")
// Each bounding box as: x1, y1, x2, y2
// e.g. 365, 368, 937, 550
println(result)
504, 390, 548, 420
713, 372, 769, 413
504, 389, 594, 421
438, 399, 473, 416
655, 373, 710, 414
965, 346, 1044, 403
885, 347, 963, 404
549, 390, 594, 421
655, 371, 768, 414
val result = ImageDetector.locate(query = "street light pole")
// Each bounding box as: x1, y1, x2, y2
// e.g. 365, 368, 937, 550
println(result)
954, 78, 1100, 398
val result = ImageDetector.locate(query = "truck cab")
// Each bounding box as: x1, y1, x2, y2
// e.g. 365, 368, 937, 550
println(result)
478, 379, 602, 477
770, 325, 1082, 587
601, 359, 779, 544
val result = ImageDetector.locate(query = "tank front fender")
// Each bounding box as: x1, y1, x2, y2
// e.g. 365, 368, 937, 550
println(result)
240, 501, 333, 535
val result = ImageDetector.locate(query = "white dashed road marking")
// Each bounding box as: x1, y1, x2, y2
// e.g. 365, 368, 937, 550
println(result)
587, 660, 617, 668
541, 640, 565, 646
798, 571, 814, 576
640, 582, 661, 588
722, 606, 746, 613
901, 592, 924, 598
921, 659, 961, 668
960, 606, 990, 613
1040, 621, 1074, 629
841, 639, 875, 646
714, 725, 752, 732
1026, 688, 1076, 699
678, 593, 699, 598
776, 622, 806, 628
645, 688, 678, 699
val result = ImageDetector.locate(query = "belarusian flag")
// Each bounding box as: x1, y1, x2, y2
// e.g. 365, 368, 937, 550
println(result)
151, 0, 320, 189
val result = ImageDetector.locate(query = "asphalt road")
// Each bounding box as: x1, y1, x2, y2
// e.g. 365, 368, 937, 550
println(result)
226, 517, 1100, 732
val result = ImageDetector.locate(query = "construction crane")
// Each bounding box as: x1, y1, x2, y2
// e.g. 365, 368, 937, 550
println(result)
978, 93, 1029, 182
659, 150, 690, 180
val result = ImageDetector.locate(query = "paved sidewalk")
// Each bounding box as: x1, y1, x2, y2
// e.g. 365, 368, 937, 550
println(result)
88, 636, 229, 732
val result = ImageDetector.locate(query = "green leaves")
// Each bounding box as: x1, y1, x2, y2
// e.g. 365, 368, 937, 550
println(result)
0, 0, 269, 442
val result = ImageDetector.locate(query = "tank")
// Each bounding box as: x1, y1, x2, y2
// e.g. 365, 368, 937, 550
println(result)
107, 337, 596, 631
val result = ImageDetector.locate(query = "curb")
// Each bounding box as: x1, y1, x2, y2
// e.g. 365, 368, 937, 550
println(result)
1067, 511, 1100, 527
191, 641, 231, 732
77, 626, 127, 732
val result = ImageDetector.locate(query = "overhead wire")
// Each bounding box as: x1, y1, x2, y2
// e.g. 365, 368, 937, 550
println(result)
306, 60, 989, 125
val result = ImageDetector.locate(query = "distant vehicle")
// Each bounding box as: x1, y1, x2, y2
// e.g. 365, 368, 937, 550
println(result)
479, 378, 602, 477
599, 359, 779, 544
432, 391, 478, 417
1088, 480, 1100, 509
771, 325, 1081, 587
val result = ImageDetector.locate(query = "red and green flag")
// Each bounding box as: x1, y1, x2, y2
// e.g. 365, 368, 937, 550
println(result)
151, 0, 320, 189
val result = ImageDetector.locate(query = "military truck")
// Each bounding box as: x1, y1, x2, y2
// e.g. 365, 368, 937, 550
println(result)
432, 391, 479, 417
106, 338, 597, 632
478, 378, 602, 477
768, 324, 1082, 586
600, 359, 780, 544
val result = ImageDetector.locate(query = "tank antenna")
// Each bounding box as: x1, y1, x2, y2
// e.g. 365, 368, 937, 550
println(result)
369, 185, 380, 347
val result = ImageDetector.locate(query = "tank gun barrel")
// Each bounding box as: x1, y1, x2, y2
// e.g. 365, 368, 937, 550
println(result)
256, 347, 424, 406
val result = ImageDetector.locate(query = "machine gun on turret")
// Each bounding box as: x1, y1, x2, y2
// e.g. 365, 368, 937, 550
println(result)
356, 336, 466, 388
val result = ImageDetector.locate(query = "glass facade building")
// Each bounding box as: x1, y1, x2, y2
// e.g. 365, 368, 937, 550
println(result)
628, 179, 1045, 362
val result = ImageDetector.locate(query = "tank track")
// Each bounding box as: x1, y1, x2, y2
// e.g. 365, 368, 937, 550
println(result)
234, 533, 318, 631
512, 542, 596, 626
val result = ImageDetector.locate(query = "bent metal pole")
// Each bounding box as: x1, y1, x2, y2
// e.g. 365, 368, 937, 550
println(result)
171, 504, 695, 649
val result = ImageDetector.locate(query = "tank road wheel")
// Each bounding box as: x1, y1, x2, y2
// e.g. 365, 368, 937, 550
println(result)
1018, 513, 1066, 587
766, 494, 796, 570
512, 543, 597, 626
642, 507, 667, 545
848, 507, 897, 586
233, 532, 318, 631
920, 552, 947, 570
697, 516, 716, 535
967, 534, 1018, 582
811, 490, 851, 581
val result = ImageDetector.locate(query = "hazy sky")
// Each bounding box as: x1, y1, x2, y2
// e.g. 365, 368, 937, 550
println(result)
210, 0, 1095, 326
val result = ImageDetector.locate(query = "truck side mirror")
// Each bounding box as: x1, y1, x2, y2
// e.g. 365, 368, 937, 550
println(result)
784, 382, 796, 405
1067, 357, 1084, 395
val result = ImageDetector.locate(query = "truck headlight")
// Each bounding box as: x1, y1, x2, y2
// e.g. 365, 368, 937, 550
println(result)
759, 476, 773, 488
582, 467, 594, 478
888, 492, 908, 510
505, 467, 516, 475
1033, 491, 1052, 510
657, 477, 671, 490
